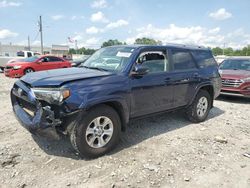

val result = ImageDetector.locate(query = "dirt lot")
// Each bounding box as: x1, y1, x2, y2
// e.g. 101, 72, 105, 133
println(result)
0, 74, 249, 188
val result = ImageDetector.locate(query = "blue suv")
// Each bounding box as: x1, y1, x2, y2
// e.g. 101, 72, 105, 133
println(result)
11, 45, 221, 158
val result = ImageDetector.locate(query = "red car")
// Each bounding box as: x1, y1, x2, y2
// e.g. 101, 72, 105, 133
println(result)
4, 55, 71, 78
219, 58, 250, 98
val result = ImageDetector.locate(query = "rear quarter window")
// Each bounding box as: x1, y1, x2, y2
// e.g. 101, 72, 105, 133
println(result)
192, 50, 217, 68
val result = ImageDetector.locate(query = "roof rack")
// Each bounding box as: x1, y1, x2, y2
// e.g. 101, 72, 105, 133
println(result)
165, 43, 207, 49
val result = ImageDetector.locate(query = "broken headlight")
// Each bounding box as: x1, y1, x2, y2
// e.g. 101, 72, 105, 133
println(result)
31, 88, 70, 104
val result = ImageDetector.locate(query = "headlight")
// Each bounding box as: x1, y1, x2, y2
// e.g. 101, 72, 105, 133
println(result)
13, 65, 22, 70
31, 88, 70, 104
243, 77, 250, 82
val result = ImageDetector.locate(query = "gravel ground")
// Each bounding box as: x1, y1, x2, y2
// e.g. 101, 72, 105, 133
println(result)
0, 73, 249, 188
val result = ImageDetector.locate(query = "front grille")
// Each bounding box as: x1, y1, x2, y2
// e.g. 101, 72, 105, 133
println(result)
221, 79, 243, 88
221, 90, 241, 94
12, 80, 37, 112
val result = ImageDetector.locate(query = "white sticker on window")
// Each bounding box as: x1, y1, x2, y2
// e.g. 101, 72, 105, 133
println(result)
116, 51, 132, 58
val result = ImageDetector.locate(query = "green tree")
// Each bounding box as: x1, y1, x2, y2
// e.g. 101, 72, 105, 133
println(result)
84, 48, 96, 55
233, 50, 243, 56
101, 39, 125, 48
212, 47, 223, 56
69, 47, 96, 55
134, 38, 162, 45
69, 48, 76, 54
224, 47, 234, 56
241, 45, 250, 56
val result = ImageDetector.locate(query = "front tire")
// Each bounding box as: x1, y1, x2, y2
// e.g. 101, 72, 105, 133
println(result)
24, 68, 34, 75
70, 105, 121, 158
186, 90, 212, 123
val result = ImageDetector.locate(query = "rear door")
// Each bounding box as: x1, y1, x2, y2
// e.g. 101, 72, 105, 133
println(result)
49, 56, 66, 69
130, 48, 174, 117
169, 49, 200, 107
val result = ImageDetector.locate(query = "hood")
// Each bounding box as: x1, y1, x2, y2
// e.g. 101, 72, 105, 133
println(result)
21, 67, 113, 87
7, 61, 31, 65
220, 69, 250, 80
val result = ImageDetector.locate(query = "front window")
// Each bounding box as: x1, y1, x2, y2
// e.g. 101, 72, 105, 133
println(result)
220, 59, 250, 71
135, 51, 169, 73
82, 46, 135, 72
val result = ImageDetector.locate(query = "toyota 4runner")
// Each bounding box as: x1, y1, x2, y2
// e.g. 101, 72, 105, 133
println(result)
11, 45, 221, 158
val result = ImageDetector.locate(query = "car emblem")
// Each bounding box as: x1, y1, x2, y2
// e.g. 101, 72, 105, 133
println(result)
17, 88, 23, 96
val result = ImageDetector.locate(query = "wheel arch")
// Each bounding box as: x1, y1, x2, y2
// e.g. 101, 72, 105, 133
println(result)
189, 83, 214, 107
23, 67, 35, 74
85, 100, 129, 132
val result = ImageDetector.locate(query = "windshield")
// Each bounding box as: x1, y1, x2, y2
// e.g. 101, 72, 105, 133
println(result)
22, 56, 39, 62
220, 59, 250, 71
82, 46, 135, 72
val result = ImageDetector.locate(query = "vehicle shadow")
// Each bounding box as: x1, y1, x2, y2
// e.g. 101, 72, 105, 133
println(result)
32, 134, 80, 160
216, 95, 250, 104
113, 107, 224, 154
32, 107, 224, 160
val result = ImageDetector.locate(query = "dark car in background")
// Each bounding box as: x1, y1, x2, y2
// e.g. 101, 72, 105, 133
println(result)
10, 45, 221, 158
219, 58, 250, 98
4, 55, 71, 78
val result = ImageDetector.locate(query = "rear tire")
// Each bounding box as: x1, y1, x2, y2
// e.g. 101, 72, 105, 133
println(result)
24, 68, 34, 75
70, 105, 121, 158
186, 90, 212, 123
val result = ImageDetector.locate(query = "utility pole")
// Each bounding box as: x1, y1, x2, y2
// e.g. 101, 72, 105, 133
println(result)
28, 35, 30, 51
38, 15, 44, 54
223, 43, 225, 55
75, 40, 78, 50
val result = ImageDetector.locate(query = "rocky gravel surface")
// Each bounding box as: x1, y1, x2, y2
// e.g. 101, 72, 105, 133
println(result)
0, 74, 249, 188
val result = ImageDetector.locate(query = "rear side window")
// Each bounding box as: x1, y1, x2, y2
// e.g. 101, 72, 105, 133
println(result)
48, 57, 63, 62
172, 50, 196, 71
192, 50, 217, 68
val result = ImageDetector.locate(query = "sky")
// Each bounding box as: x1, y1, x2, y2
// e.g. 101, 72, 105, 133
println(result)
0, 0, 250, 49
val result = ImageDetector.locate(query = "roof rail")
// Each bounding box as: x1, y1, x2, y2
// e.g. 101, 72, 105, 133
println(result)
165, 43, 207, 49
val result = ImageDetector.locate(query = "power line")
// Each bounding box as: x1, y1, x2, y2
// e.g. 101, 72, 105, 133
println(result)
33, 31, 40, 41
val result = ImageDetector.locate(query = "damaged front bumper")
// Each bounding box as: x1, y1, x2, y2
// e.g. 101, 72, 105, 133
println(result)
11, 80, 77, 140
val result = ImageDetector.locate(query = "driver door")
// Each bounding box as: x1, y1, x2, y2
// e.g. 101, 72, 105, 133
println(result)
130, 49, 174, 118
35, 57, 59, 71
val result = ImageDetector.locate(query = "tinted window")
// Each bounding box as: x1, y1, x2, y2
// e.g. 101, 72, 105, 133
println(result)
136, 51, 169, 73
27, 52, 32, 57
192, 50, 216, 68
220, 59, 250, 71
48, 57, 63, 62
172, 50, 196, 70
17, 51, 25, 57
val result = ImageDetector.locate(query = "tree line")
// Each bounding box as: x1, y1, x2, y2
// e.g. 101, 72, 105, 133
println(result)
69, 38, 250, 56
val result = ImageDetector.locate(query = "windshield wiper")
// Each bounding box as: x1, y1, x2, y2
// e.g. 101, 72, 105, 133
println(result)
81, 65, 109, 72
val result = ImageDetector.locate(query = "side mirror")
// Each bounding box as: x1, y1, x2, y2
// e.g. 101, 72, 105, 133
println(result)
131, 65, 149, 76
36, 59, 43, 64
